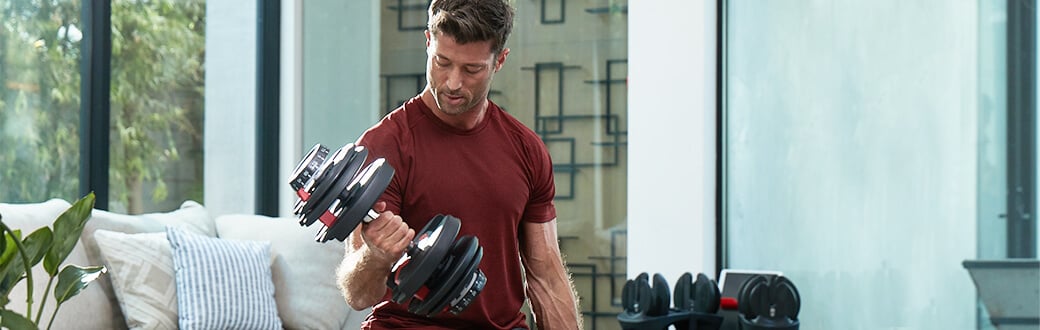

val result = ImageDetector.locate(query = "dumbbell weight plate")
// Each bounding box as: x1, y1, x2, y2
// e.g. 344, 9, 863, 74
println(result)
673, 272, 694, 311
770, 276, 800, 320
621, 276, 653, 316
411, 235, 483, 316
302, 145, 366, 226
288, 144, 329, 193
650, 273, 671, 316
738, 275, 769, 320
447, 257, 485, 315
390, 214, 459, 304
321, 157, 394, 242
693, 273, 721, 313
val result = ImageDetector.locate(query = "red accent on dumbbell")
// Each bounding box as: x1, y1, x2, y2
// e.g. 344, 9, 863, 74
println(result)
296, 188, 311, 201
720, 297, 739, 310
414, 285, 430, 300
319, 210, 337, 227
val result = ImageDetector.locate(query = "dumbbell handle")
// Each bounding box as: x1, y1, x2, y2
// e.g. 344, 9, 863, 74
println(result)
361, 208, 421, 255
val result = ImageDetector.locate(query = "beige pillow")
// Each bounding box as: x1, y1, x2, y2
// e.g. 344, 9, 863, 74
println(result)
94, 230, 177, 330
214, 214, 350, 330
80, 200, 215, 328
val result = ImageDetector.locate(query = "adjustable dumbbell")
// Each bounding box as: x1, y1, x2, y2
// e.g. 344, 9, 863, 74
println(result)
737, 275, 800, 330
287, 143, 486, 316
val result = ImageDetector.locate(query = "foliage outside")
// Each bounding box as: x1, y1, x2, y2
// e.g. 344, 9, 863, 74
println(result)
0, 193, 106, 330
0, 0, 206, 214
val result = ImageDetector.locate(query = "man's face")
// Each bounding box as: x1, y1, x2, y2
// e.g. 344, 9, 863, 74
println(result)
425, 31, 508, 116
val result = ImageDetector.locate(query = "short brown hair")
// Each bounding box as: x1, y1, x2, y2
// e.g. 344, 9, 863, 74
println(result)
428, 0, 514, 55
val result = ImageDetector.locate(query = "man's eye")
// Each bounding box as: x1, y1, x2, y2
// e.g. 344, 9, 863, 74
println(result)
466, 66, 483, 74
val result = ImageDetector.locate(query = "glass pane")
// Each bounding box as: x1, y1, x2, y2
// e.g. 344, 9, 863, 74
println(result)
109, 0, 205, 214
0, 0, 82, 203
724, 1, 978, 329
378, 1, 629, 328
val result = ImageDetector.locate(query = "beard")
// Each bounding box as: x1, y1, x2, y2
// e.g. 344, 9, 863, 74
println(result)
432, 87, 482, 115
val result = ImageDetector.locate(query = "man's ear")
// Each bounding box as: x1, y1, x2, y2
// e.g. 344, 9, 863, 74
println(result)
495, 48, 510, 72
425, 30, 432, 48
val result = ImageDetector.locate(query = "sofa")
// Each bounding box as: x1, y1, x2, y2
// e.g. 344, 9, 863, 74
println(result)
0, 198, 369, 329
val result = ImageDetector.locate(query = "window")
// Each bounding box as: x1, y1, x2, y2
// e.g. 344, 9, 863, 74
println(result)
1, 1, 206, 214
108, 1, 205, 214
719, 1, 1037, 329
0, 1, 83, 203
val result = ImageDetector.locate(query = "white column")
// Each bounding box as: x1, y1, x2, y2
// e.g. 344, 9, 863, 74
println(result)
204, 0, 257, 216
627, 0, 717, 282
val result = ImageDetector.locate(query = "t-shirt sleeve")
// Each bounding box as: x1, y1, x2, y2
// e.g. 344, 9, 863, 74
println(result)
522, 134, 557, 223
356, 117, 406, 216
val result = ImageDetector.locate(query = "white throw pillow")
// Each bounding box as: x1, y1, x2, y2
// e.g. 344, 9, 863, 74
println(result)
167, 226, 282, 330
214, 214, 350, 330
80, 200, 215, 327
94, 230, 177, 330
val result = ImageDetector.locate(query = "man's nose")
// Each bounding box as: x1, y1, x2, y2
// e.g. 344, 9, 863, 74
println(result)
445, 68, 463, 91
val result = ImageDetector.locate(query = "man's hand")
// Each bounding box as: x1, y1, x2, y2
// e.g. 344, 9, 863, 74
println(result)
361, 201, 415, 265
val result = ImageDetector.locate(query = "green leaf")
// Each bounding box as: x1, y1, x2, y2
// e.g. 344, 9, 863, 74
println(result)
0, 214, 6, 255
53, 265, 105, 305
0, 228, 51, 299
0, 232, 19, 281
44, 193, 95, 276
22, 228, 53, 268
0, 309, 38, 330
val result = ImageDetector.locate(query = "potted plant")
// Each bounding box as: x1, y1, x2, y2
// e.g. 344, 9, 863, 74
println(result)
0, 193, 106, 330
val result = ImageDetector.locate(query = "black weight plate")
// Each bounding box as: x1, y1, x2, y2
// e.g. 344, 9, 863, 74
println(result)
302, 145, 364, 226
411, 234, 481, 316
307, 150, 363, 233
629, 277, 652, 316
322, 151, 377, 241
300, 144, 355, 218
650, 273, 670, 316
390, 214, 458, 302
771, 276, 800, 320
636, 272, 649, 284
447, 267, 485, 315
693, 272, 721, 313
328, 157, 394, 241
673, 272, 693, 311
621, 279, 635, 313
443, 237, 485, 315
288, 144, 329, 192
738, 275, 768, 320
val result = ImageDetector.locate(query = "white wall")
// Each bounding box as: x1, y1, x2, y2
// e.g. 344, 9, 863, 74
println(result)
204, 0, 257, 216
627, 1, 717, 282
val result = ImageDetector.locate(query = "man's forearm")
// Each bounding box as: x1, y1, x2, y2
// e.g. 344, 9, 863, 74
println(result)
525, 260, 582, 330
338, 245, 394, 310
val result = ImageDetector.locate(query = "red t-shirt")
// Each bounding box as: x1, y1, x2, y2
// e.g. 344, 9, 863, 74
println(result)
355, 96, 557, 329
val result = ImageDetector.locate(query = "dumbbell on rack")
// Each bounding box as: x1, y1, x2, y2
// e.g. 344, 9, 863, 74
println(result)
618, 272, 724, 330
287, 143, 486, 317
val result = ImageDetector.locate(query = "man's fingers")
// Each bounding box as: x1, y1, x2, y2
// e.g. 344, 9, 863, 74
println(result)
373, 201, 387, 213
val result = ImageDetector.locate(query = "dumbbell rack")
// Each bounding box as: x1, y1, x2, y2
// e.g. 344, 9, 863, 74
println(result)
618, 311, 722, 330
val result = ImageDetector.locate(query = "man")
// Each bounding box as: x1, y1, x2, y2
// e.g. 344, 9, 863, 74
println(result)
336, 0, 581, 329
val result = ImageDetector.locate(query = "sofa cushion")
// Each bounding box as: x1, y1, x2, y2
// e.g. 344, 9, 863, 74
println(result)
94, 230, 178, 330
167, 226, 282, 330
215, 214, 350, 330
80, 200, 216, 328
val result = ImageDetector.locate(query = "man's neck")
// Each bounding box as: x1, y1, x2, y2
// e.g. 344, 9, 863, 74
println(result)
420, 88, 488, 131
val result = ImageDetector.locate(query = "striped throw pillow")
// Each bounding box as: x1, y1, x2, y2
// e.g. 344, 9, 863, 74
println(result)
167, 226, 282, 330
